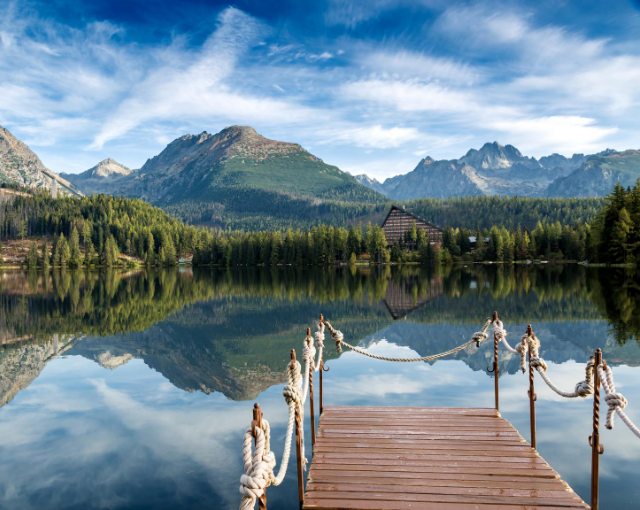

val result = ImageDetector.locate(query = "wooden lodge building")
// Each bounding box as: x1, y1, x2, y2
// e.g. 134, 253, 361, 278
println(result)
381, 205, 443, 249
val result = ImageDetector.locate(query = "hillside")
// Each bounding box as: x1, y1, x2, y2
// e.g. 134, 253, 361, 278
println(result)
0, 125, 82, 197
548, 150, 640, 197
69, 126, 386, 229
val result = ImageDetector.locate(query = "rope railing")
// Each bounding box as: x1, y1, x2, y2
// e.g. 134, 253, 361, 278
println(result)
238, 310, 640, 510
322, 316, 493, 362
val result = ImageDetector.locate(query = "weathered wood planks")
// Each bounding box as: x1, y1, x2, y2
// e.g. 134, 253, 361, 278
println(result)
303, 406, 588, 510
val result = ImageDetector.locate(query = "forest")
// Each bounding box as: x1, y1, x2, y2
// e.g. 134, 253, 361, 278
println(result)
0, 182, 638, 267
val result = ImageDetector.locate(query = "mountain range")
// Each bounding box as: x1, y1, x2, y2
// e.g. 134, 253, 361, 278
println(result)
2, 123, 640, 228
356, 142, 640, 199
62, 125, 384, 228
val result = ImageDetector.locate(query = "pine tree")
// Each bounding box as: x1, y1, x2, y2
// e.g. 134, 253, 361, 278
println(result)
56, 233, 70, 266
69, 226, 83, 267
42, 241, 50, 270
18, 219, 27, 249
27, 241, 39, 268
610, 208, 633, 263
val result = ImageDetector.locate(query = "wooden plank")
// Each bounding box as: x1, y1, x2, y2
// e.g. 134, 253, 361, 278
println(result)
303, 407, 588, 510
313, 452, 546, 464
308, 472, 567, 491
304, 491, 588, 508
304, 499, 584, 510
306, 483, 583, 501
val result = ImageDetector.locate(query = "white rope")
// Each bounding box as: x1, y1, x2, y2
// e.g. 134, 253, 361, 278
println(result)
322, 318, 492, 362
598, 364, 640, 439
314, 320, 325, 373
493, 319, 518, 354
516, 334, 538, 373
239, 359, 307, 510
301, 333, 315, 404
534, 358, 595, 398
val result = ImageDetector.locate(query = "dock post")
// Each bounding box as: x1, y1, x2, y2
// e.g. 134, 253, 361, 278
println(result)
590, 349, 604, 510
308, 328, 316, 448
251, 403, 267, 510
292, 349, 305, 509
488, 311, 500, 411
527, 324, 537, 449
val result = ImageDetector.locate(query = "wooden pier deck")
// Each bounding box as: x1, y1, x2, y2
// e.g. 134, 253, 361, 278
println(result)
304, 406, 588, 510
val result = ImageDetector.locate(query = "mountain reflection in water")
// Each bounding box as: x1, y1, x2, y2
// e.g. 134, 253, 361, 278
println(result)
1, 265, 640, 510
1, 265, 640, 407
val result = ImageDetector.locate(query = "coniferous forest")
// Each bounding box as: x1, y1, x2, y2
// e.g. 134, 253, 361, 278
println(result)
0, 182, 639, 267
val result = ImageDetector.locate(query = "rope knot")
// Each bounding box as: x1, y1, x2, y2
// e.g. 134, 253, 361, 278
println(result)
314, 330, 325, 349
529, 356, 548, 372
472, 330, 488, 347
302, 335, 317, 369
283, 360, 303, 407
239, 422, 276, 510
605, 392, 628, 411
574, 380, 594, 397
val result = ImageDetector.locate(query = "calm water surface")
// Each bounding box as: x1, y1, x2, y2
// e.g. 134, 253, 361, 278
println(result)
0, 266, 639, 509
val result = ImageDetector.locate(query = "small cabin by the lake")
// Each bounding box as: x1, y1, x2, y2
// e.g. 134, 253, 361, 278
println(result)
381, 205, 443, 249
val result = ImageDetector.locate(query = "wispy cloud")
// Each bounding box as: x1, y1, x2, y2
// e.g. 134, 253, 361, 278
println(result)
0, 0, 638, 176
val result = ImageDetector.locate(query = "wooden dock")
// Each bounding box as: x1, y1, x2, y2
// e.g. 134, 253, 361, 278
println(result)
304, 406, 589, 510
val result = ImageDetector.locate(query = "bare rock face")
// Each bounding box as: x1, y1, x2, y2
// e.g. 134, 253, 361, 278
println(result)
0, 125, 82, 196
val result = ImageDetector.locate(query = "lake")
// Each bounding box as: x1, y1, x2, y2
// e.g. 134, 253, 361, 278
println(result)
0, 265, 639, 509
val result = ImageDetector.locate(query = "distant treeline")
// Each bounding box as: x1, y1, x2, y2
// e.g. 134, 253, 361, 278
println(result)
1, 184, 637, 267
167, 193, 606, 231
405, 195, 605, 230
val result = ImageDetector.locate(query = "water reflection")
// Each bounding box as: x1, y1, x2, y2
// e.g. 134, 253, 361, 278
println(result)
0, 265, 639, 509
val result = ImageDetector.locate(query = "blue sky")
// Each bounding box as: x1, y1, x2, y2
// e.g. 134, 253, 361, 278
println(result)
1, 0, 639, 180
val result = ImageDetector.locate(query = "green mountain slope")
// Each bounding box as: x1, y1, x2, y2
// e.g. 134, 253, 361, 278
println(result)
108, 126, 386, 229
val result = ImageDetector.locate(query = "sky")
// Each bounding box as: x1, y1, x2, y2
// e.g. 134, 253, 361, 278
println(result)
1, 0, 639, 181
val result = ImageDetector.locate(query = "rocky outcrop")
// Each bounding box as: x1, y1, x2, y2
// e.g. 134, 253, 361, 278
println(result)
0, 125, 82, 196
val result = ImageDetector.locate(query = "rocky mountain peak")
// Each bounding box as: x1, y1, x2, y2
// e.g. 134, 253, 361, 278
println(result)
89, 158, 132, 178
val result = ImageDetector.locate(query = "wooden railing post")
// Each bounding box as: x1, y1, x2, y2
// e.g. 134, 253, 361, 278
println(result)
487, 311, 500, 411
526, 324, 537, 449
251, 403, 267, 510
308, 328, 316, 448
590, 349, 604, 510
291, 349, 304, 509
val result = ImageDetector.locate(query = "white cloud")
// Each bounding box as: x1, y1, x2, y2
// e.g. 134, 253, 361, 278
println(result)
342, 78, 475, 113
317, 124, 422, 148
363, 50, 482, 84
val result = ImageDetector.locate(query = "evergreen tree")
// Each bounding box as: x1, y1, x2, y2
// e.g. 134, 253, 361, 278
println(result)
42, 241, 50, 270
27, 241, 39, 268
69, 226, 83, 267
18, 219, 27, 249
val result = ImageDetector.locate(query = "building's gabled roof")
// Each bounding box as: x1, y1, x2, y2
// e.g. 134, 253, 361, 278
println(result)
381, 205, 443, 232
